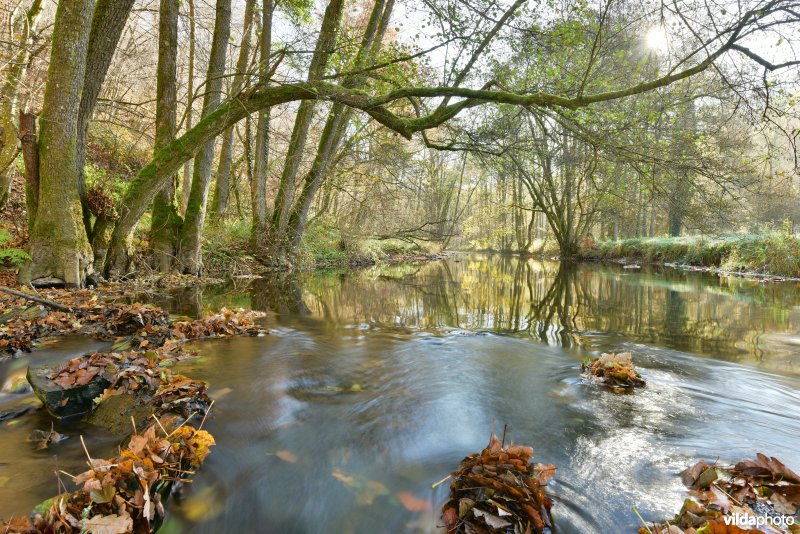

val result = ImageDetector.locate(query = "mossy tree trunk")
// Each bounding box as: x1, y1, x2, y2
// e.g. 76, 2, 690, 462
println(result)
181, 0, 197, 213
150, 0, 182, 272
177, 0, 231, 275
284, 0, 395, 257
23, 0, 96, 287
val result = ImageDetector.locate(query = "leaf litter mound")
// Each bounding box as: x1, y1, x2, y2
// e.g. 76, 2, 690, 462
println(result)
442, 427, 557, 533
581, 352, 646, 390
643, 453, 800, 533
3, 424, 215, 533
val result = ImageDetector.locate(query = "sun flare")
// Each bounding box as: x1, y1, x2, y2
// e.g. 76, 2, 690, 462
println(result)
645, 25, 669, 52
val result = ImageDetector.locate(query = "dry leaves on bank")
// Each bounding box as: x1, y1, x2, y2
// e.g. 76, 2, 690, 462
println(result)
0, 286, 266, 357
581, 352, 646, 389
644, 453, 800, 533
441, 430, 556, 533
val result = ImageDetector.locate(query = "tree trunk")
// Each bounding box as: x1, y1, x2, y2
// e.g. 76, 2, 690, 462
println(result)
19, 111, 39, 228
250, 0, 274, 243
211, 0, 256, 217
178, 0, 232, 274
283, 0, 393, 257
23, 0, 96, 287
74, 0, 135, 238
266, 0, 346, 264
182, 0, 196, 212
150, 0, 182, 272
0, 0, 43, 210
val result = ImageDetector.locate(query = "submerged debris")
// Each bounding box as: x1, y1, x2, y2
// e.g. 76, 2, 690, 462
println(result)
2, 424, 215, 533
441, 429, 557, 533
581, 352, 646, 389
28, 427, 68, 450
643, 453, 800, 533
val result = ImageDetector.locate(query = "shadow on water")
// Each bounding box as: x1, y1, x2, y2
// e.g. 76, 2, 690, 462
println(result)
2, 254, 800, 532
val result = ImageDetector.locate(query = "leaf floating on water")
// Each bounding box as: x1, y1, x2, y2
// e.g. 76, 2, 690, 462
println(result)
275, 450, 298, 463
331, 468, 389, 506
396, 491, 431, 513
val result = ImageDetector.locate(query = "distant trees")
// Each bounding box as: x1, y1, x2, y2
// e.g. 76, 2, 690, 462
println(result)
3, 0, 798, 285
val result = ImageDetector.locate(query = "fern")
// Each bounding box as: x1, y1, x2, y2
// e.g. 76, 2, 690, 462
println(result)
0, 229, 30, 268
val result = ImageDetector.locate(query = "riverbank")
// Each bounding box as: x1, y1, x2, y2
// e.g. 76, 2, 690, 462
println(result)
580, 233, 800, 280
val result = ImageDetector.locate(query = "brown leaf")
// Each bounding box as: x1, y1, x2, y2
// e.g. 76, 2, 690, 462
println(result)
473, 507, 512, 529
83, 513, 133, 534
681, 460, 710, 487
770, 491, 797, 515
275, 450, 298, 463
396, 491, 431, 512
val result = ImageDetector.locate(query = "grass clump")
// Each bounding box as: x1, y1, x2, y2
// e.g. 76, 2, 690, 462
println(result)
583, 224, 800, 277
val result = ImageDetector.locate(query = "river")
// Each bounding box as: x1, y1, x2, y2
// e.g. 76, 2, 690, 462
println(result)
1, 254, 799, 533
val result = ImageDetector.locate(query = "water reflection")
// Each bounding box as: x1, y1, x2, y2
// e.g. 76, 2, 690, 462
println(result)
206, 254, 800, 373
3, 254, 800, 532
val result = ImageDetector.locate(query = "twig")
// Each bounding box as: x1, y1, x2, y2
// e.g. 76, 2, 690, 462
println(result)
432, 474, 452, 489
632, 506, 654, 534
0, 285, 73, 312
151, 414, 169, 436
198, 400, 214, 430
167, 411, 198, 438
79, 435, 92, 466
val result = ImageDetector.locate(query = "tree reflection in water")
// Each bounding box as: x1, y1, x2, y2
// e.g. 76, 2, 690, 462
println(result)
189, 254, 800, 373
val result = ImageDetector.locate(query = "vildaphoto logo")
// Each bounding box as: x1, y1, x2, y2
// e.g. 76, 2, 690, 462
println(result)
722, 512, 796, 529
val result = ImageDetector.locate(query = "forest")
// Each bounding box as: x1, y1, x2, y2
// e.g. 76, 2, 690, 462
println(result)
1, 0, 799, 533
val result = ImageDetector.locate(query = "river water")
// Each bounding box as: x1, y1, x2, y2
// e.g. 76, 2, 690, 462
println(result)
1, 254, 799, 533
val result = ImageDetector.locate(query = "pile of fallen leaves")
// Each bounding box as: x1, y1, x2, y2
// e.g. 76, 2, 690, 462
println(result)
172, 307, 265, 340
0, 285, 265, 357
441, 430, 557, 533
644, 453, 800, 533
2, 424, 215, 534
581, 352, 646, 389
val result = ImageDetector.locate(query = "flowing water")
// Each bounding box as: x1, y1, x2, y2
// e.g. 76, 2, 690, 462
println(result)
1, 254, 800, 533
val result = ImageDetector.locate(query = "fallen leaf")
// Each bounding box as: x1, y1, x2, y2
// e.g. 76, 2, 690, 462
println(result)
397, 491, 431, 512
276, 450, 298, 463
473, 507, 512, 529
82, 513, 132, 534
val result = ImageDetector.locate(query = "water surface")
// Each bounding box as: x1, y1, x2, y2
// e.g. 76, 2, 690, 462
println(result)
1, 255, 799, 533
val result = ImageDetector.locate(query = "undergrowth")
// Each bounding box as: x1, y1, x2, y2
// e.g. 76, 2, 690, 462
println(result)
582, 222, 800, 277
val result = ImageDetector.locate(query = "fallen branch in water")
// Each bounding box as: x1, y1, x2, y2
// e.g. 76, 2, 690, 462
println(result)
0, 285, 73, 313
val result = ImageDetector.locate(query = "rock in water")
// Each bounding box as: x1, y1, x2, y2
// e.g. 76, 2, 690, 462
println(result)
27, 365, 111, 419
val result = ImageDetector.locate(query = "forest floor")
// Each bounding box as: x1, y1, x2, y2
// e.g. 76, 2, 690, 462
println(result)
580, 233, 800, 280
